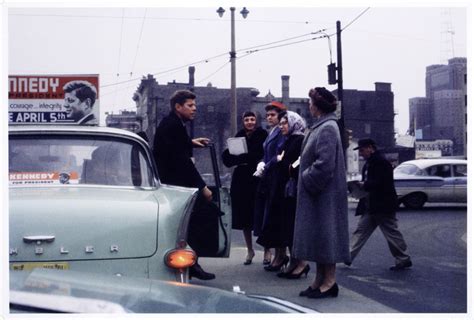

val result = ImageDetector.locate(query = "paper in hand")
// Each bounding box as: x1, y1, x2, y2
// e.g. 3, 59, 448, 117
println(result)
227, 137, 248, 155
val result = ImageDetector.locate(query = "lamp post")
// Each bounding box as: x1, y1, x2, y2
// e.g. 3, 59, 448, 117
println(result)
217, 6, 249, 136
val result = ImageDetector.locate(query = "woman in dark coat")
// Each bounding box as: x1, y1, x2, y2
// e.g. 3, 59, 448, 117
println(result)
293, 87, 350, 299
256, 111, 306, 272
253, 101, 287, 266
222, 111, 268, 265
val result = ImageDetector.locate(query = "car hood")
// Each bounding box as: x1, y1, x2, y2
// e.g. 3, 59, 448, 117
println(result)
10, 187, 159, 262
10, 269, 316, 313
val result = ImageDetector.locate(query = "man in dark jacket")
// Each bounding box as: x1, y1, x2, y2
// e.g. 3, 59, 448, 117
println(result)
153, 89, 214, 280
348, 138, 412, 270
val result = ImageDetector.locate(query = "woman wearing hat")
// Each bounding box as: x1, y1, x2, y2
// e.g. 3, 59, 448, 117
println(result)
222, 111, 268, 265
292, 87, 350, 299
257, 110, 310, 278
253, 101, 287, 267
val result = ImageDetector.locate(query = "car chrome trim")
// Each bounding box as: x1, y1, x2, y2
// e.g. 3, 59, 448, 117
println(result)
10, 248, 19, 256
176, 190, 199, 249
35, 247, 44, 255
85, 246, 94, 253
23, 235, 55, 244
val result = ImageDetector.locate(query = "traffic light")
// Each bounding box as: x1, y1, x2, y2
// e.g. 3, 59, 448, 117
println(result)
328, 63, 337, 85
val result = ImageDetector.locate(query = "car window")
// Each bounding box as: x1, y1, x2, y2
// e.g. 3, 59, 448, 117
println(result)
394, 164, 424, 176
453, 164, 467, 177
426, 164, 451, 178
9, 135, 154, 187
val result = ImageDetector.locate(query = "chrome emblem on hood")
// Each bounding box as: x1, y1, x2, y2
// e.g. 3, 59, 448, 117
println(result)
10, 248, 18, 256
85, 246, 94, 253
110, 245, 119, 252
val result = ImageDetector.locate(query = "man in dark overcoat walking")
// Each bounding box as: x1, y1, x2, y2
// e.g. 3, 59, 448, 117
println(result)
153, 89, 215, 280
348, 138, 412, 270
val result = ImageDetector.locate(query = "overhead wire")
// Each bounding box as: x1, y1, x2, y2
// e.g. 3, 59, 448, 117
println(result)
341, 7, 371, 32
130, 8, 148, 77
196, 61, 230, 85
101, 29, 332, 89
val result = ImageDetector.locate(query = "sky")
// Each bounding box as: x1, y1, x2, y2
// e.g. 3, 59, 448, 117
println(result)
4, 1, 469, 135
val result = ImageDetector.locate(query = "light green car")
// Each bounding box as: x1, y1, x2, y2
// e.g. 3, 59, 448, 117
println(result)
9, 125, 231, 283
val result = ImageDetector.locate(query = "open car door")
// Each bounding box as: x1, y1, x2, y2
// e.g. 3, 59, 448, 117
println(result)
190, 143, 231, 257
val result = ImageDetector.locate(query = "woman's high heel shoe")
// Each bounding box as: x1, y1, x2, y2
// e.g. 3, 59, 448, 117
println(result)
276, 264, 297, 278
243, 251, 255, 265
285, 264, 310, 279
264, 256, 289, 272
307, 283, 339, 299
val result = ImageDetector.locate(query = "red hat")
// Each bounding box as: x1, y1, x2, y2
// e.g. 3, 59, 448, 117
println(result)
265, 101, 287, 111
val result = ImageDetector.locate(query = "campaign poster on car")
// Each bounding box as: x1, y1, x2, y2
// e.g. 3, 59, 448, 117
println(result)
8, 74, 100, 125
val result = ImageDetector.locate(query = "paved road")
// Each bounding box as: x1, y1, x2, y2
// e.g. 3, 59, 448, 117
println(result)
192, 203, 467, 313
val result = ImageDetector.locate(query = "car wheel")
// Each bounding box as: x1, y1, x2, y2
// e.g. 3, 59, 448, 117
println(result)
402, 193, 427, 209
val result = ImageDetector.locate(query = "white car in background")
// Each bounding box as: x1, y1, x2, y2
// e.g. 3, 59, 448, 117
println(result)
393, 158, 467, 209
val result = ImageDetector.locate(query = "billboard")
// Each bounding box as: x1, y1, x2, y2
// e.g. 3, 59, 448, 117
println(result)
8, 75, 99, 125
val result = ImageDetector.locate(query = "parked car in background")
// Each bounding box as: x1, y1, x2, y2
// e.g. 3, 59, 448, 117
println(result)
393, 158, 467, 209
10, 269, 315, 313
9, 125, 231, 283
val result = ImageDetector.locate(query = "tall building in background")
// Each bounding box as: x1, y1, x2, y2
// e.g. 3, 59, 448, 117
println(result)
409, 57, 467, 156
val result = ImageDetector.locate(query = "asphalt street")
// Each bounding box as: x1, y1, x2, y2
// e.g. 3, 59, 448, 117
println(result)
192, 202, 468, 314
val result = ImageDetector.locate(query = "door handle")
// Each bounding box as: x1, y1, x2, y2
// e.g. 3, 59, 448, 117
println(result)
23, 235, 55, 244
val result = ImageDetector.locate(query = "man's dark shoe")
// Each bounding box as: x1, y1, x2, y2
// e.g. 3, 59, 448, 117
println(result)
189, 263, 216, 280
390, 260, 412, 271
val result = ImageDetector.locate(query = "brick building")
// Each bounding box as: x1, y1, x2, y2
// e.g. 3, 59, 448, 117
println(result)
337, 82, 396, 149
107, 67, 398, 172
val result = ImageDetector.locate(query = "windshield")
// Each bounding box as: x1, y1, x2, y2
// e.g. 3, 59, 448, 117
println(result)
9, 135, 154, 187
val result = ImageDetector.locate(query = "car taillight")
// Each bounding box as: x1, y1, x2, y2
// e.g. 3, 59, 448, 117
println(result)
165, 249, 197, 269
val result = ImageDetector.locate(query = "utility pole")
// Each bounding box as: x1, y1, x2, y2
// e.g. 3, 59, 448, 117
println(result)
336, 21, 344, 136
230, 7, 237, 137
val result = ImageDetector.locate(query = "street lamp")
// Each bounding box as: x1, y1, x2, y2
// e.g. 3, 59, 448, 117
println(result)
217, 6, 249, 136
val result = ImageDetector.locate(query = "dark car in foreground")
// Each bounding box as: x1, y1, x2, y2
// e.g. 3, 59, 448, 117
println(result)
10, 269, 315, 313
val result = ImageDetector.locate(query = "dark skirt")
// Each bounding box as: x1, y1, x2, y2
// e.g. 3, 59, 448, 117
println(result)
231, 164, 259, 230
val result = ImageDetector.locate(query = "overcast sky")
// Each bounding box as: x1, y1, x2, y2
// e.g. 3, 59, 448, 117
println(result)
4, 2, 469, 134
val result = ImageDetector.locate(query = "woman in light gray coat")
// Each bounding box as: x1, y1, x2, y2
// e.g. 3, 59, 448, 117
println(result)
292, 87, 350, 299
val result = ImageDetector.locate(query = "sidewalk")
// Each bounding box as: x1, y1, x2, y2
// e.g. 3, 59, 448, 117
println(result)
193, 247, 397, 313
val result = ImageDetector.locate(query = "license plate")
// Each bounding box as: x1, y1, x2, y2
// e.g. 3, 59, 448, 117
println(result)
10, 262, 69, 271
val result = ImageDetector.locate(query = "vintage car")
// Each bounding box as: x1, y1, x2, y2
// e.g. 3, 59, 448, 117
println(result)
393, 158, 467, 209
9, 125, 231, 283
10, 269, 315, 313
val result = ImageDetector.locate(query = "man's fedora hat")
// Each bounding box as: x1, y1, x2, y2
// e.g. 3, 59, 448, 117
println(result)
354, 138, 377, 150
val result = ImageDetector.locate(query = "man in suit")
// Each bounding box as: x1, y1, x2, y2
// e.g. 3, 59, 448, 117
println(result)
348, 138, 412, 270
153, 89, 214, 280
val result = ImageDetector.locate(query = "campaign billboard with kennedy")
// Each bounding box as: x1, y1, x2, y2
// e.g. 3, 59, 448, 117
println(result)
9, 75, 100, 125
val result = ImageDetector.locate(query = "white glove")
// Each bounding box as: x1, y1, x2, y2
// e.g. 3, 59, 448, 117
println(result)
253, 161, 265, 177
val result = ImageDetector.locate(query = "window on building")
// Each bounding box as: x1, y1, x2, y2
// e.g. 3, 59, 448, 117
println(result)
364, 123, 371, 134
